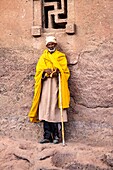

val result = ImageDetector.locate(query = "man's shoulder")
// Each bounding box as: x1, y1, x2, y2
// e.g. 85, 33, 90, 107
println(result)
40, 49, 66, 58
39, 49, 47, 58
42, 49, 47, 54
55, 50, 66, 57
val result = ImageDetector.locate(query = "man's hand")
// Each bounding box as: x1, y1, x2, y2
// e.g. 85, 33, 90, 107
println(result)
50, 68, 59, 77
44, 69, 52, 75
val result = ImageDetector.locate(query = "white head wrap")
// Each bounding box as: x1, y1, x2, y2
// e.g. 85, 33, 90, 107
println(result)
46, 36, 57, 45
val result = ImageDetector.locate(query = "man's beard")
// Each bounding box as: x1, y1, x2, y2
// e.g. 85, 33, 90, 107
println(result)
48, 47, 56, 53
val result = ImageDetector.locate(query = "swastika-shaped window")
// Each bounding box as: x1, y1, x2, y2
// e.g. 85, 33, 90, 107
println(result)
32, 0, 75, 36
43, 0, 67, 29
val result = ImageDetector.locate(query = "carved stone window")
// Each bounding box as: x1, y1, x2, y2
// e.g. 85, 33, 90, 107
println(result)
43, 0, 67, 29
32, 0, 75, 37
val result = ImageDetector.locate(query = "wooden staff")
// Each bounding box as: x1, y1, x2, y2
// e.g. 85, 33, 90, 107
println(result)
59, 73, 65, 146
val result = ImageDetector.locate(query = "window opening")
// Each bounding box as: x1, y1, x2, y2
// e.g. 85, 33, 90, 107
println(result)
43, 0, 67, 29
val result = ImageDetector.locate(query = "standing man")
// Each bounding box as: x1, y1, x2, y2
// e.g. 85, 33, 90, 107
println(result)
28, 36, 70, 144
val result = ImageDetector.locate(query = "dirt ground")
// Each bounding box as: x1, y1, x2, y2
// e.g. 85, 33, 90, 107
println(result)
0, 136, 113, 170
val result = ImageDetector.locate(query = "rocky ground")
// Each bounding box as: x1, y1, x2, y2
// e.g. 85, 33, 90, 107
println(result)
0, 136, 113, 170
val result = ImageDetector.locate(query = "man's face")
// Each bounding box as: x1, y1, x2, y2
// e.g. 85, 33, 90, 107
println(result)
46, 42, 57, 53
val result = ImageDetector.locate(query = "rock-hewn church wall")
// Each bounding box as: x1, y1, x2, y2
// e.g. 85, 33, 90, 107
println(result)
0, 0, 113, 146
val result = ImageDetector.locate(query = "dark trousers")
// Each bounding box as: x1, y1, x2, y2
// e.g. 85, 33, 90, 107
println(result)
43, 121, 59, 140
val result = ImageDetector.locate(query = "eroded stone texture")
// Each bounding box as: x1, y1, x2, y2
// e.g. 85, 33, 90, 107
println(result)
0, 47, 43, 140
0, 0, 113, 146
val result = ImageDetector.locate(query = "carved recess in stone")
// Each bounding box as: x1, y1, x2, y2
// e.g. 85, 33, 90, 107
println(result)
32, 0, 75, 37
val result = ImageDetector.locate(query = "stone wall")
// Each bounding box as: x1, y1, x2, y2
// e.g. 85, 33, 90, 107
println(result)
0, 0, 113, 146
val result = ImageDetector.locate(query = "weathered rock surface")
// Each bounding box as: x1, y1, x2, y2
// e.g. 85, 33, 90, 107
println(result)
102, 151, 113, 167
0, 136, 113, 170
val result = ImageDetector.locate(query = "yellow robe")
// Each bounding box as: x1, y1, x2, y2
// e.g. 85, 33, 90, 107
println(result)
28, 49, 70, 122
